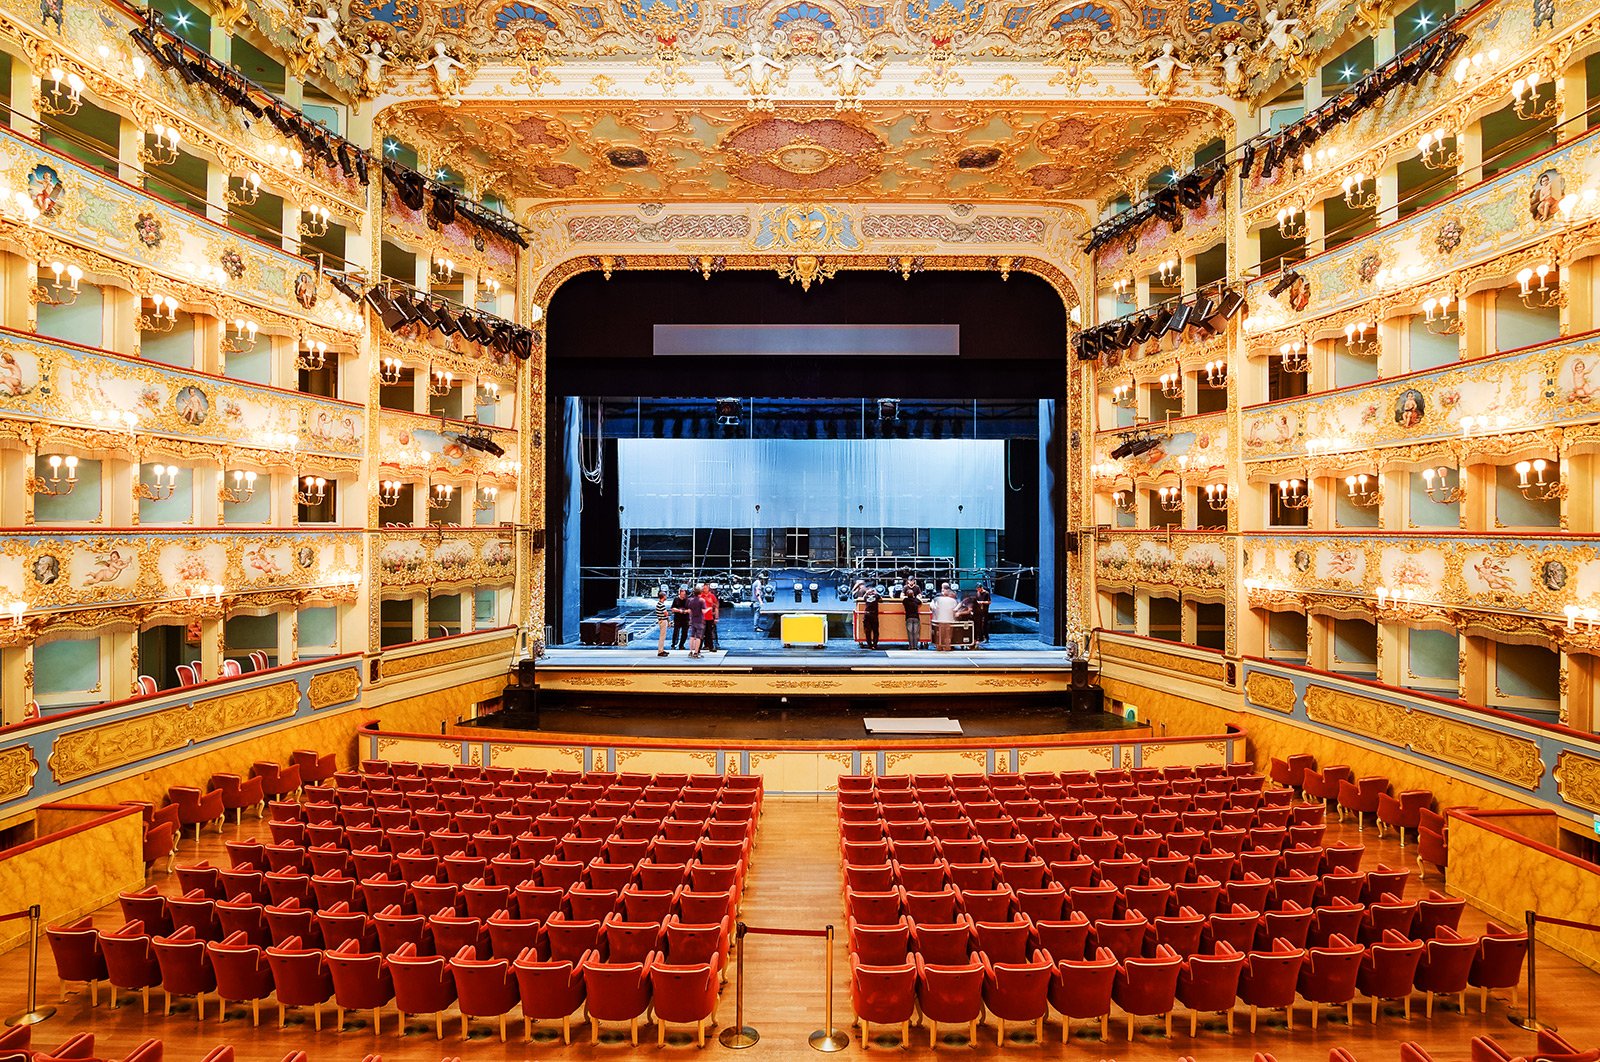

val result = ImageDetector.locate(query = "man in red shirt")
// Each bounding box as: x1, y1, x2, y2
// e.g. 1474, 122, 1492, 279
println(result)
699, 583, 719, 654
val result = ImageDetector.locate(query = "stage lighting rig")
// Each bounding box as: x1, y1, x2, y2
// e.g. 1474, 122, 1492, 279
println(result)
1109, 432, 1163, 461
877, 398, 899, 421
452, 419, 507, 458
716, 398, 742, 427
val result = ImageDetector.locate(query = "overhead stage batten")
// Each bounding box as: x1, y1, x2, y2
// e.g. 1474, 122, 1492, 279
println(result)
653, 324, 960, 357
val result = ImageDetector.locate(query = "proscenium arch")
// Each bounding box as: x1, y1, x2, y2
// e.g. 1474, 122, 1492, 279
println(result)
518, 254, 1085, 641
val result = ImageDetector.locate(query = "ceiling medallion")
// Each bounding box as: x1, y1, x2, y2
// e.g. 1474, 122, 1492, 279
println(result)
777, 254, 838, 292
723, 117, 882, 191
768, 141, 841, 175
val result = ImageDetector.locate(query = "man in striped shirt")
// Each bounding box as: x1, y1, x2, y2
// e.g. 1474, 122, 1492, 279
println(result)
654, 590, 671, 656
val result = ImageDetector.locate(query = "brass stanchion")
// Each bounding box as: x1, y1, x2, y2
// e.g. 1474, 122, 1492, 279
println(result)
809, 924, 849, 1052
6, 906, 56, 1027
1511, 909, 1555, 1032
719, 922, 759, 1048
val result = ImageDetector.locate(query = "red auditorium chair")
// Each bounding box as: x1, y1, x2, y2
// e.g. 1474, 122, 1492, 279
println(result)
1378, 789, 1434, 847
850, 917, 911, 966
1049, 946, 1119, 1041
1417, 890, 1466, 939
981, 949, 1054, 1043
1176, 941, 1246, 1034
265, 935, 334, 1029
1297, 933, 1364, 1027
1269, 755, 1315, 793
486, 911, 541, 961
388, 941, 457, 1038
1310, 899, 1366, 948
514, 947, 587, 1043
209, 772, 265, 826
143, 820, 177, 876
581, 948, 654, 1045
1364, 863, 1412, 903
216, 896, 270, 947
207, 931, 276, 1025
913, 955, 985, 1045
99, 920, 164, 1012
1037, 911, 1091, 962
325, 937, 396, 1033
1468, 921, 1529, 1011
1418, 808, 1449, 880
1415, 926, 1480, 1016
1301, 766, 1352, 810
47, 916, 108, 1007
251, 761, 303, 801
292, 749, 338, 787
168, 786, 225, 845
1153, 907, 1206, 957
151, 925, 218, 1018
1257, 903, 1314, 951
29, 1033, 98, 1061
1338, 776, 1388, 831
1358, 928, 1424, 1021
1113, 943, 1183, 1039
1093, 913, 1151, 962
850, 956, 917, 1047
1238, 938, 1306, 1031
651, 956, 721, 1047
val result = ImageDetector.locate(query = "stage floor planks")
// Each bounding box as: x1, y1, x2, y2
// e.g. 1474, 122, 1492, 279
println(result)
539, 646, 1075, 670
12, 799, 1600, 1062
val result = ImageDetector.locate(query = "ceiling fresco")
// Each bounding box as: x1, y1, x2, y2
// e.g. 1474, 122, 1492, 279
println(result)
378, 100, 1225, 204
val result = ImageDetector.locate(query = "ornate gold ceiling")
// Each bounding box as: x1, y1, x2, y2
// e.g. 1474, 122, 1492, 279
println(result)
380, 100, 1225, 204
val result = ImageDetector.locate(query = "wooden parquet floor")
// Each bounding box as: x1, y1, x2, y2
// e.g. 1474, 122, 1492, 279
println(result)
6, 797, 1599, 1062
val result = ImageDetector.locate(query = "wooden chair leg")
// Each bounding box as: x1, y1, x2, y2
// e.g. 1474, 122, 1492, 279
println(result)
1099, 1015, 1107, 1040
252, 997, 259, 1026
928, 1019, 937, 1044
1127, 1013, 1134, 1040
1227, 1008, 1234, 1032
1347, 1001, 1354, 1025
659, 1020, 667, 1046
632, 1015, 639, 1046
591, 1017, 600, 1044
899, 1020, 908, 1046
501, 1013, 508, 1042
1250, 1005, 1257, 1032
143, 986, 151, 1014
1426, 991, 1434, 1018
1287, 1004, 1294, 1030
1311, 1002, 1317, 1028
314, 1003, 322, 1031
1191, 1011, 1198, 1036
437, 1012, 444, 1039
998, 1017, 1005, 1044
278, 1002, 286, 1028
1372, 997, 1379, 1023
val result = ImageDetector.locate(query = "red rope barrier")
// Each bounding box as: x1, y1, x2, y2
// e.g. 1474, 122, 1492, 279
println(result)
743, 925, 830, 939
0, 910, 34, 924
1531, 913, 1600, 933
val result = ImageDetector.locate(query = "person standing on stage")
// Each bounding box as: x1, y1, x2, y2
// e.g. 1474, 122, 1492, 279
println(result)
671, 588, 692, 650
687, 588, 707, 658
700, 582, 719, 654
931, 585, 959, 651
901, 579, 922, 650
655, 589, 671, 657
974, 584, 992, 645
861, 583, 881, 649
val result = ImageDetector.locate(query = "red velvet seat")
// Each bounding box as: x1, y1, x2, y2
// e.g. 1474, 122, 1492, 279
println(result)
1377, 789, 1433, 847
1418, 808, 1449, 881
46, 916, 107, 1007
1296, 932, 1364, 1026
1414, 926, 1479, 1016
1176, 941, 1246, 1033
168, 786, 225, 844
650, 956, 721, 1047
850, 956, 917, 1046
1113, 943, 1183, 1039
385, 942, 455, 1038
1337, 776, 1388, 831
580, 948, 654, 1045
292, 749, 337, 787
513, 948, 586, 1043
913, 918, 978, 965
251, 761, 303, 800
1468, 921, 1529, 1012
99, 920, 163, 1012
1357, 927, 1423, 1021
325, 937, 395, 1033
151, 926, 217, 1018
981, 950, 1054, 1043
1036, 911, 1091, 963
1310, 898, 1366, 948
850, 916, 911, 965
1238, 937, 1305, 1031
1049, 946, 1118, 1039
206, 930, 275, 1025
209, 773, 264, 825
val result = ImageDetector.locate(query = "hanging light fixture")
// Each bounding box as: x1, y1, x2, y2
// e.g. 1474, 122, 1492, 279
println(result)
1517, 264, 1565, 308
297, 339, 328, 371
1343, 320, 1379, 356
1416, 129, 1462, 171
1279, 339, 1310, 374
295, 474, 328, 505
378, 479, 404, 507
1340, 172, 1377, 210
1277, 478, 1312, 509
1276, 204, 1308, 239
427, 367, 455, 397
224, 170, 263, 205
40, 67, 85, 115
299, 205, 332, 238
1421, 293, 1463, 335
378, 357, 404, 385
426, 482, 455, 509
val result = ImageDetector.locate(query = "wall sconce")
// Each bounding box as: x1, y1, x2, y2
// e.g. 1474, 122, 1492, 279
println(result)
40, 67, 85, 115
224, 171, 262, 206
476, 484, 498, 511
134, 462, 177, 501
0, 188, 41, 226
1156, 258, 1179, 286
1301, 146, 1339, 174
1421, 465, 1466, 504
1343, 320, 1379, 356
1460, 414, 1512, 437
1157, 484, 1183, 513
295, 474, 328, 505
1559, 189, 1599, 224
1111, 275, 1134, 300
427, 367, 455, 397
1344, 473, 1382, 507
1111, 377, 1135, 408
137, 293, 179, 332
221, 317, 259, 356
1451, 48, 1501, 85
29, 454, 78, 496
88, 409, 139, 433
1515, 458, 1566, 500
433, 256, 457, 283
1511, 75, 1560, 121
1204, 483, 1231, 510
184, 581, 225, 612
297, 340, 328, 371
1563, 604, 1599, 631
426, 482, 455, 510
478, 380, 501, 404
1373, 584, 1428, 618
184, 260, 231, 289
1421, 294, 1463, 335
139, 122, 181, 166
325, 570, 362, 596
1279, 339, 1310, 374
1416, 130, 1462, 171
255, 430, 298, 453
1200, 360, 1227, 388
379, 479, 404, 507
1276, 204, 1308, 239
1340, 172, 1377, 211
4, 600, 24, 627
378, 357, 404, 385
219, 469, 258, 504
298, 206, 332, 238
1517, 264, 1565, 308
1158, 365, 1183, 399
1112, 488, 1136, 514
32, 261, 83, 306
478, 276, 502, 301
1277, 478, 1312, 509
266, 144, 304, 170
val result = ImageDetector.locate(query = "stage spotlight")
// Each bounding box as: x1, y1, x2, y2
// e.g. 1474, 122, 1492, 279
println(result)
1190, 295, 1216, 328
329, 272, 363, 302
433, 306, 460, 337
1164, 302, 1192, 335
1109, 433, 1162, 460
1267, 269, 1300, 298
715, 398, 742, 427
490, 322, 513, 353
1208, 288, 1245, 328
877, 398, 899, 421
511, 329, 533, 361
411, 299, 440, 330
1150, 307, 1174, 335
432, 187, 458, 226
809, 582, 820, 604
794, 581, 804, 603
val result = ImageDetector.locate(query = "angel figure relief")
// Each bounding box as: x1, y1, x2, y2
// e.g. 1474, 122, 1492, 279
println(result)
819, 40, 884, 110
1138, 42, 1192, 100
723, 32, 789, 109
1217, 41, 1249, 97
416, 41, 469, 104
1261, 7, 1303, 58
